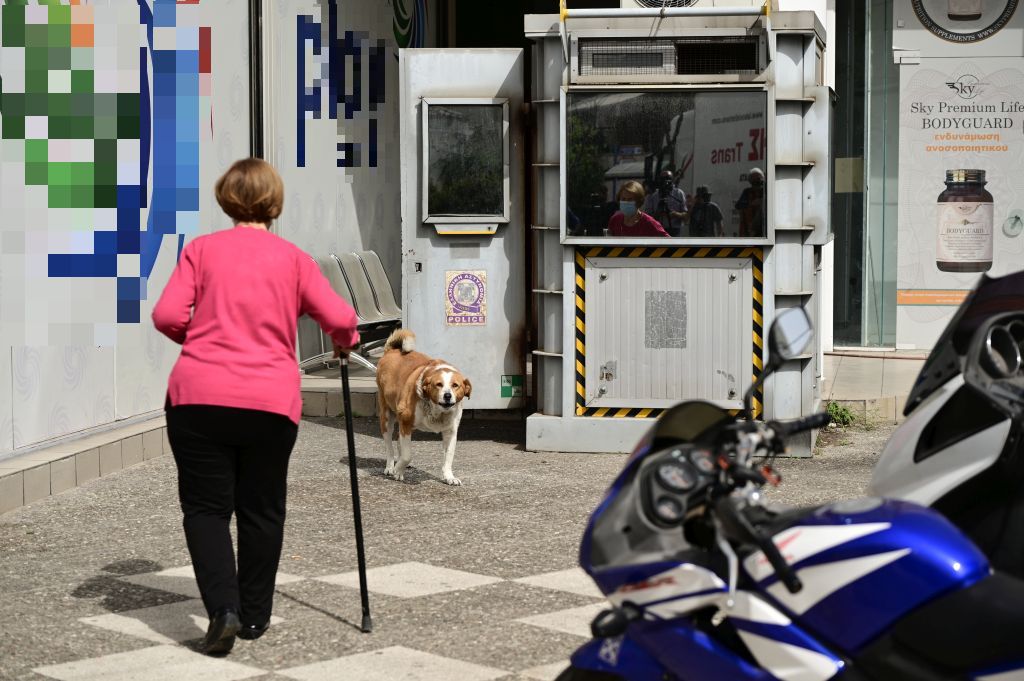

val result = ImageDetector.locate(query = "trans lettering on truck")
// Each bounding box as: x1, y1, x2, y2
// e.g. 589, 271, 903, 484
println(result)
710, 128, 766, 165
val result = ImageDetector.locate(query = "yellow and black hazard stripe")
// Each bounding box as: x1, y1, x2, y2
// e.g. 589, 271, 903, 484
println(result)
751, 250, 764, 419
574, 246, 764, 419
575, 250, 587, 415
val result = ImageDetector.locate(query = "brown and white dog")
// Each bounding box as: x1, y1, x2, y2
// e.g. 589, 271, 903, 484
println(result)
375, 329, 471, 485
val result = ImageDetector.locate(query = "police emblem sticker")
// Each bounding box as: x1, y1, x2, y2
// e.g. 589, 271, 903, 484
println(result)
446, 271, 487, 326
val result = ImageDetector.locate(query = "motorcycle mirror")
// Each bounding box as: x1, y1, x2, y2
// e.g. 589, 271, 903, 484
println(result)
769, 308, 813, 363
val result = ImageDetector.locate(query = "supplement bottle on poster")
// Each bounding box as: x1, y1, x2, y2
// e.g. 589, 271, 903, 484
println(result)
936, 169, 993, 273
948, 0, 983, 21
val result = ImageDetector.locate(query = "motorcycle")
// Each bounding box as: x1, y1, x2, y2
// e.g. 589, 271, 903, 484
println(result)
869, 270, 1024, 579
559, 301, 1024, 681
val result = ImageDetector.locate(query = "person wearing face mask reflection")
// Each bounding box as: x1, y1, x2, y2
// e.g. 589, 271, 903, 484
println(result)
735, 167, 765, 238
607, 180, 670, 237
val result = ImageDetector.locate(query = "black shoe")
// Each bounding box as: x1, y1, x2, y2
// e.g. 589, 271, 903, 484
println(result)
201, 608, 240, 655
237, 621, 270, 640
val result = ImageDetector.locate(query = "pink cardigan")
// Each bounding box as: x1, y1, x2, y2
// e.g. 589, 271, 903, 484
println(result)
152, 227, 360, 424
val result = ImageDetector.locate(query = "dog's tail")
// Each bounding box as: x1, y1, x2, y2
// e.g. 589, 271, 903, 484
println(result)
385, 329, 415, 354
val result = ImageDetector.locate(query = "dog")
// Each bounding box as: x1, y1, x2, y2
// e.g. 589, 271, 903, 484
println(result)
376, 329, 471, 485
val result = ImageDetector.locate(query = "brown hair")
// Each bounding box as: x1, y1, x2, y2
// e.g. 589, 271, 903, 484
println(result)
215, 158, 284, 224
617, 180, 645, 208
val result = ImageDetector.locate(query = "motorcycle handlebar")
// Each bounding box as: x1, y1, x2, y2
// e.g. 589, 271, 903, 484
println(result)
769, 412, 832, 437
715, 496, 803, 595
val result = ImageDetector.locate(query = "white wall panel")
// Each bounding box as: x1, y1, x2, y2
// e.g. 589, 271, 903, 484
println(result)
264, 0, 405, 280
12, 346, 115, 449
585, 259, 751, 409
0, 1, 250, 451
0, 349, 12, 457
118, 1, 251, 421
116, 235, 181, 419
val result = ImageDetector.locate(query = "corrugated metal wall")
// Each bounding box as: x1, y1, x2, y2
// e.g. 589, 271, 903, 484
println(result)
585, 258, 752, 407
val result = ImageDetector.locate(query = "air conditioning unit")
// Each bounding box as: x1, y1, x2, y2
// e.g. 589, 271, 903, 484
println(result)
620, 0, 762, 7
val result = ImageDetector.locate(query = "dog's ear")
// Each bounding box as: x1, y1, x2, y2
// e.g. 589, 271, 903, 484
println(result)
463, 377, 472, 399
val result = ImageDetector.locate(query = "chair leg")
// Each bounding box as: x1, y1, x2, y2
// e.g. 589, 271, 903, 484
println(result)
348, 352, 377, 373
298, 352, 336, 372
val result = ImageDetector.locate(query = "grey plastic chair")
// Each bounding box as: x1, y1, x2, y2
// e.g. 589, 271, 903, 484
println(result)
335, 252, 400, 326
355, 251, 402, 320
297, 256, 380, 374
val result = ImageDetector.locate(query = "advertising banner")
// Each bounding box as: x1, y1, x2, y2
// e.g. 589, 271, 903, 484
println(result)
895, 1, 1024, 347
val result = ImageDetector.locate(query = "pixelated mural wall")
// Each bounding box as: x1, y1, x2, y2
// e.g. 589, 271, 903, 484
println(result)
0, 0, 424, 454
3, 1, 209, 324
0, 1, 250, 453
266, 0, 422, 300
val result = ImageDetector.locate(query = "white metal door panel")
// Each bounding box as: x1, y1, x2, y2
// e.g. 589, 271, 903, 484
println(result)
585, 258, 751, 409
399, 49, 525, 410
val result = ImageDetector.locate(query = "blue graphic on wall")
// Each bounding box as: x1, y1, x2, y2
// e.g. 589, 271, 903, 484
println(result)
43, 1, 208, 324
297, 0, 388, 169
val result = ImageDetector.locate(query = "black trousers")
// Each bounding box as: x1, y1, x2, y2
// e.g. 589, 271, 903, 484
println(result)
165, 405, 298, 624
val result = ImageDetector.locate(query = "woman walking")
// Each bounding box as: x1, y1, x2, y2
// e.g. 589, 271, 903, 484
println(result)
152, 158, 359, 655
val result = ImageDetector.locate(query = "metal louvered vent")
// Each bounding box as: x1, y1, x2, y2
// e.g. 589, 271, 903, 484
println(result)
676, 37, 759, 74
579, 37, 761, 77
632, 0, 698, 7
580, 40, 678, 76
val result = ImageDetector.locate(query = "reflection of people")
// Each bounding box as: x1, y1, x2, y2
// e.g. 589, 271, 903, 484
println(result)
607, 181, 670, 237
688, 185, 724, 237
152, 159, 360, 654
567, 206, 582, 235
735, 167, 765, 237
642, 170, 688, 236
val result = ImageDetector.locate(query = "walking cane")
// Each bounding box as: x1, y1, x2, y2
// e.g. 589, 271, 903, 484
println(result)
340, 355, 373, 633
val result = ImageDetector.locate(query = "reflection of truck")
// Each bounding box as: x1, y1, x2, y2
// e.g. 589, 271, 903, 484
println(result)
650, 92, 767, 236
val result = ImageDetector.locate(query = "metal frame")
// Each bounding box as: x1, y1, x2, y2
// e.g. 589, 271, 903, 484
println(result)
562, 6, 767, 19
568, 29, 770, 86
248, 0, 264, 158
559, 85, 774, 246
420, 97, 512, 225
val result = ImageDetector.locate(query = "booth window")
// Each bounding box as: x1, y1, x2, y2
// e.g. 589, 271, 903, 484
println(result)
566, 91, 767, 239
422, 99, 510, 224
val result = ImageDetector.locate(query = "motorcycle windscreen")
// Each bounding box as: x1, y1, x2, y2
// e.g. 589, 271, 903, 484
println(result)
589, 401, 732, 571
906, 270, 1024, 415
626, 401, 732, 467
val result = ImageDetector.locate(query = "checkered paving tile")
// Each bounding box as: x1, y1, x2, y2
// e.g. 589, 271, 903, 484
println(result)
49, 562, 607, 679
314, 561, 504, 598
278, 645, 509, 681
79, 600, 285, 645
121, 564, 305, 599
513, 568, 604, 598
515, 603, 608, 639
520, 661, 571, 680
33, 645, 264, 681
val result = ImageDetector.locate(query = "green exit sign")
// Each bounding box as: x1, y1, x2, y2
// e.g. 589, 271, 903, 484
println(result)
500, 375, 523, 398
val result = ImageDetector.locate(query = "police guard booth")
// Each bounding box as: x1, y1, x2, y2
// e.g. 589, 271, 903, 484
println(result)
400, 1, 829, 455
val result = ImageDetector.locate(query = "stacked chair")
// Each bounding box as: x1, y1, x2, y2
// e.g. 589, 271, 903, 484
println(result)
297, 250, 401, 374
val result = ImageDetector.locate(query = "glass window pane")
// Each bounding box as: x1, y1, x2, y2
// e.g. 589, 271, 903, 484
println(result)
427, 104, 504, 216
566, 91, 767, 238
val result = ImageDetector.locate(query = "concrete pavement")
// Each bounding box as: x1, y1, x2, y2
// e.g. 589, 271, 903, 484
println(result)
0, 416, 893, 681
